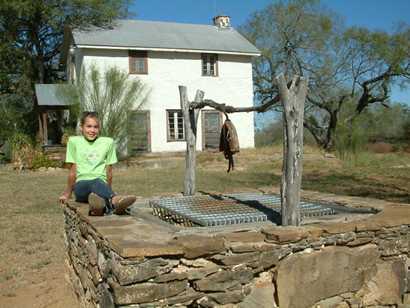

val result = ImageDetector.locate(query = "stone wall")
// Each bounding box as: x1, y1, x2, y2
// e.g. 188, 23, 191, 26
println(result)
63, 190, 410, 308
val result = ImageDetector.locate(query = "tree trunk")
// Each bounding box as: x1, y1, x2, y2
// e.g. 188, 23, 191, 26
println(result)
179, 86, 204, 196
277, 74, 308, 226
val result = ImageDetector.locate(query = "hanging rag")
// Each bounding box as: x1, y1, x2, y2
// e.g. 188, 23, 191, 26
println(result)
219, 117, 240, 172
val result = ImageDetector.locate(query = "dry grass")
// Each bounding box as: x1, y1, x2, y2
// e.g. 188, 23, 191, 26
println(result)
0, 146, 410, 304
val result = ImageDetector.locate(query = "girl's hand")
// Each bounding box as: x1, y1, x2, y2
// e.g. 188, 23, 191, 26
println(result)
59, 192, 70, 204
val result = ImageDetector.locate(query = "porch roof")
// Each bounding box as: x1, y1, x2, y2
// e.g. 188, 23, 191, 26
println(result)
35, 84, 72, 107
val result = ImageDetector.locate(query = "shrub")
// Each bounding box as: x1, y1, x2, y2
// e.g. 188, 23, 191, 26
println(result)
8, 133, 35, 170
31, 152, 61, 170
7, 133, 61, 170
334, 118, 369, 161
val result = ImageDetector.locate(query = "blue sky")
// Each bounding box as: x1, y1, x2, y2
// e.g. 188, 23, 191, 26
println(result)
130, 0, 409, 105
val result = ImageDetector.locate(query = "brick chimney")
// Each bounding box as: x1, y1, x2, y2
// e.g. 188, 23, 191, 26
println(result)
213, 15, 231, 29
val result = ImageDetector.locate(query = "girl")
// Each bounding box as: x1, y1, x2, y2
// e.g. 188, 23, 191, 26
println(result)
59, 112, 136, 216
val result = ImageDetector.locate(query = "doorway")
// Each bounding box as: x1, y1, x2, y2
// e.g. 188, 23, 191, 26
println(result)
202, 110, 222, 150
127, 110, 151, 154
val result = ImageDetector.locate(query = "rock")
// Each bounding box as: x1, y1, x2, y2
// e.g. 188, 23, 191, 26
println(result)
193, 270, 253, 292
357, 260, 405, 306
160, 289, 203, 306
174, 235, 225, 259
209, 289, 247, 305
378, 239, 401, 257
404, 293, 410, 305
85, 236, 97, 265
259, 250, 280, 269
229, 242, 277, 253
239, 272, 276, 308
335, 302, 350, 308
180, 258, 216, 268
153, 272, 187, 283
313, 295, 345, 307
97, 283, 115, 308
88, 264, 101, 285
346, 237, 373, 247
222, 231, 265, 243
211, 252, 260, 266
276, 244, 379, 308
406, 257, 410, 293
112, 258, 172, 285
345, 296, 361, 307
97, 252, 110, 279
262, 226, 308, 243
110, 280, 187, 305
187, 266, 220, 280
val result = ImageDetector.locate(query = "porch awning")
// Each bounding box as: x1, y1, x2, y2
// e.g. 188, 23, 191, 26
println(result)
35, 84, 72, 107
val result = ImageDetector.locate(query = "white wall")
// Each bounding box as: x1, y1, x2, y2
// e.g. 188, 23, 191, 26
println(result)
77, 49, 255, 152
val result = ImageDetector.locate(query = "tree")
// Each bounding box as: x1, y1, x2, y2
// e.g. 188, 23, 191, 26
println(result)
241, 0, 410, 150
59, 65, 148, 154
0, 0, 132, 140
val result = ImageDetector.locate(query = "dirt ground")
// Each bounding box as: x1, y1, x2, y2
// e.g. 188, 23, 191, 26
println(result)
1, 147, 409, 308
0, 264, 78, 308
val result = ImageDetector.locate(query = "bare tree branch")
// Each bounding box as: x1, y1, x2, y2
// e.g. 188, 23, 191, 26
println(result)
190, 80, 293, 114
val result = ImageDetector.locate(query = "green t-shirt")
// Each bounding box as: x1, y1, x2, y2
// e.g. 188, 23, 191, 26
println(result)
65, 136, 118, 182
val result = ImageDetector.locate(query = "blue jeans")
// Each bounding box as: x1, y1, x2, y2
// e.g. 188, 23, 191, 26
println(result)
74, 179, 115, 214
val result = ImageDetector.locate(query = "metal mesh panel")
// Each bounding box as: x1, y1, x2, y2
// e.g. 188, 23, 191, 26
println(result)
150, 193, 344, 227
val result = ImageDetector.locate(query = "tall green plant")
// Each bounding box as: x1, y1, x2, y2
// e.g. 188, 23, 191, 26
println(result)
334, 117, 369, 161
60, 65, 148, 151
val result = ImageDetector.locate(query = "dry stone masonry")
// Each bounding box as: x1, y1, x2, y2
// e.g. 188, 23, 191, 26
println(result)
63, 188, 410, 308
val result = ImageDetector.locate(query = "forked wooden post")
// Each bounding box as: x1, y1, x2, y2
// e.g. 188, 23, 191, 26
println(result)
276, 74, 308, 226
179, 85, 204, 196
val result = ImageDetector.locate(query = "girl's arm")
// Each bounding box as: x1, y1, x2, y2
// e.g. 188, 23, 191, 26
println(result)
59, 164, 76, 204
106, 165, 113, 188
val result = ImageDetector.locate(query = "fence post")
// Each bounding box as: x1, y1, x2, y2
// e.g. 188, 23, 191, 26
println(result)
276, 74, 308, 226
179, 86, 204, 195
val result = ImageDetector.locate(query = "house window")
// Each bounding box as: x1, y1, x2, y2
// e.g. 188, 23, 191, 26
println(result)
129, 50, 148, 74
167, 110, 185, 141
202, 53, 218, 76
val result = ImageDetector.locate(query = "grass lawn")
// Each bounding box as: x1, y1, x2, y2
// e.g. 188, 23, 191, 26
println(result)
0, 145, 409, 306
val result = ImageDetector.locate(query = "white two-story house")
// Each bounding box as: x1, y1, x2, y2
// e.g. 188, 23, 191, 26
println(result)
61, 16, 260, 154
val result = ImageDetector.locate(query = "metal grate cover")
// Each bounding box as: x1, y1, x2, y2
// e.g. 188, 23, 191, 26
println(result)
150, 193, 346, 227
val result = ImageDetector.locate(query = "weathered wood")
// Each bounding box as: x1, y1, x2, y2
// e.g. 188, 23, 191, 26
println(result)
276, 74, 308, 226
38, 114, 44, 145
179, 86, 204, 196
42, 111, 48, 145
190, 95, 281, 114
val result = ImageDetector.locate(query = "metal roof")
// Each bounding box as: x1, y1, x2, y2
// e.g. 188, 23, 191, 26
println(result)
35, 84, 72, 106
72, 19, 260, 56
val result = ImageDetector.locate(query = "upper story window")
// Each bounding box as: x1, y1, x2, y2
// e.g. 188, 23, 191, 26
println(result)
129, 50, 148, 74
202, 53, 218, 76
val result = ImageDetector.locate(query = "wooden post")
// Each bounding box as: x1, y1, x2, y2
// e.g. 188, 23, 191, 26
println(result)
42, 111, 48, 145
276, 74, 308, 226
179, 86, 204, 196
38, 114, 44, 144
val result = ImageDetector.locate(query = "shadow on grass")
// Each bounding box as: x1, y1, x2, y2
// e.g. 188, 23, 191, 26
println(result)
303, 173, 410, 204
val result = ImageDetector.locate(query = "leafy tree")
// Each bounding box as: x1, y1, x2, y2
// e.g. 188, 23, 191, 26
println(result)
0, 0, 132, 140
241, 0, 410, 150
59, 65, 148, 153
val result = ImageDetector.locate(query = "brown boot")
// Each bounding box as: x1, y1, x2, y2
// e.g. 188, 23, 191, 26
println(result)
112, 195, 136, 215
88, 193, 105, 216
